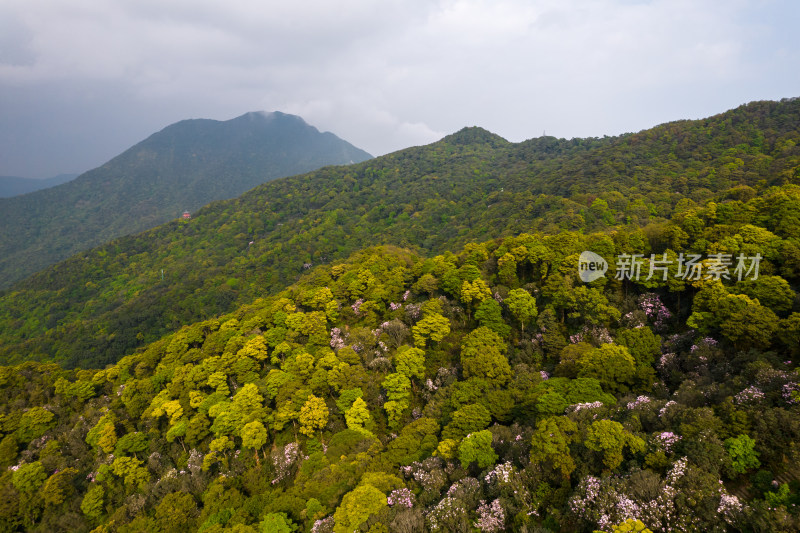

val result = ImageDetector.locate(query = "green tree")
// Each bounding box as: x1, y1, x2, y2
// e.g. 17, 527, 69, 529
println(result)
80, 485, 105, 519
114, 432, 148, 457
442, 403, 492, 441
383, 372, 412, 428
299, 395, 329, 439
505, 288, 538, 333
394, 346, 426, 381
41, 467, 77, 506
616, 327, 660, 367
585, 419, 645, 470
384, 417, 439, 466
412, 313, 450, 348
460, 279, 492, 308
529, 416, 578, 478
610, 518, 654, 533
731, 275, 796, 314
458, 430, 498, 469
345, 397, 373, 436
259, 512, 298, 533
474, 299, 511, 337
688, 282, 779, 349
17, 407, 55, 442
497, 252, 518, 286
155, 492, 199, 533
241, 420, 269, 464
460, 326, 512, 385
12, 461, 47, 494
109, 456, 150, 491
569, 286, 621, 326
577, 344, 636, 394
725, 434, 761, 474
333, 484, 387, 533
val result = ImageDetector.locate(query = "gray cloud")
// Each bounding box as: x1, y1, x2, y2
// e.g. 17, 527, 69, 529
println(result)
1, 0, 798, 177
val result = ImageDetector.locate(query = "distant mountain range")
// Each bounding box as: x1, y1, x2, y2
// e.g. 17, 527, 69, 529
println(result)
0, 173, 79, 198
1, 98, 798, 368
0, 111, 372, 287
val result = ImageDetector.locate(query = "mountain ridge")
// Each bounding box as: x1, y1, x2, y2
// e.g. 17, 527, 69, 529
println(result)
0, 111, 372, 287
1, 99, 798, 368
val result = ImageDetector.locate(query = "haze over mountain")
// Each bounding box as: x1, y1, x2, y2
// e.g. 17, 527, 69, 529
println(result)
1, 98, 798, 369
0, 111, 372, 287
0, 173, 78, 198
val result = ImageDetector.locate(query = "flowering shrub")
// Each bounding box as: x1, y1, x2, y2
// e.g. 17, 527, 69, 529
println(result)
350, 298, 365, 315
329, 327, 346, 350
387, 488, 416, 508
571, 325, 614, 345
782, 382, 800, 404
658, 400, 677, 418
567, 401, 604, 413
734, 386, 765, 404
271, 442, 304, 485
400, 457, 448, 494
405, 303, 422, 321
568, 457, 725, 531
311, 516, 334, 533
639, 294, 671, 330
717, 493, 743, 519
654, 432, 682, 453
484, 462, 513, 484
474, 499, 505, 532
626, 396, 651, 410
658, 352, 676, 369
427, 496, 468, 532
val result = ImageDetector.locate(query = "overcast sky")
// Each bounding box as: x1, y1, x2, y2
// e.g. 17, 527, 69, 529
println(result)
1, 0, 798, 178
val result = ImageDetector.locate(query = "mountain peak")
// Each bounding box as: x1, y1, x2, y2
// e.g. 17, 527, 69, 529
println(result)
441, 126, 509, 148
237, 110, 304, 123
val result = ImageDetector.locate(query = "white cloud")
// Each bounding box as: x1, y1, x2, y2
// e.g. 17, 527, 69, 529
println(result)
1, 0, 799, 176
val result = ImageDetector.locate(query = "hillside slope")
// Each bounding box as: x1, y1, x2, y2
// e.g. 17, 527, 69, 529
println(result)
0, 222, 797, 531
0, 99, 799, 368
0, 111, 372, 287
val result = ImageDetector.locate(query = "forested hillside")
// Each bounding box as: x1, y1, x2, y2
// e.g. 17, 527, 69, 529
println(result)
0, 219, 798, 531
1, 99, 799, 369
0, 111, 371, 288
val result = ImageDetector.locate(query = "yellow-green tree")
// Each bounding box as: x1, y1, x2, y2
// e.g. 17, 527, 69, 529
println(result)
412, 313, 450, 348
299, 395, 329, 439
241, 420, 269, 464
458, 430, 498, 469
332, 484, 387, 533
345, 397, 373, 436
585, 419, 645, 470
530, 416, 579, 478
394, 345, 426, 381
505, 288, 538, 333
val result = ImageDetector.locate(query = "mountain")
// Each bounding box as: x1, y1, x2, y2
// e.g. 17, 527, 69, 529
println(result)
0, 100, 800, 532
0, 173, 78, 198
0, 111, 372, 287
0, 99, 799, 369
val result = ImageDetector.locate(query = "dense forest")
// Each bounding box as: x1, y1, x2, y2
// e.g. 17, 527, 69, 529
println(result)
0, 223, 798, 531
1, 99, 799, 369
0, 99, 799, 532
